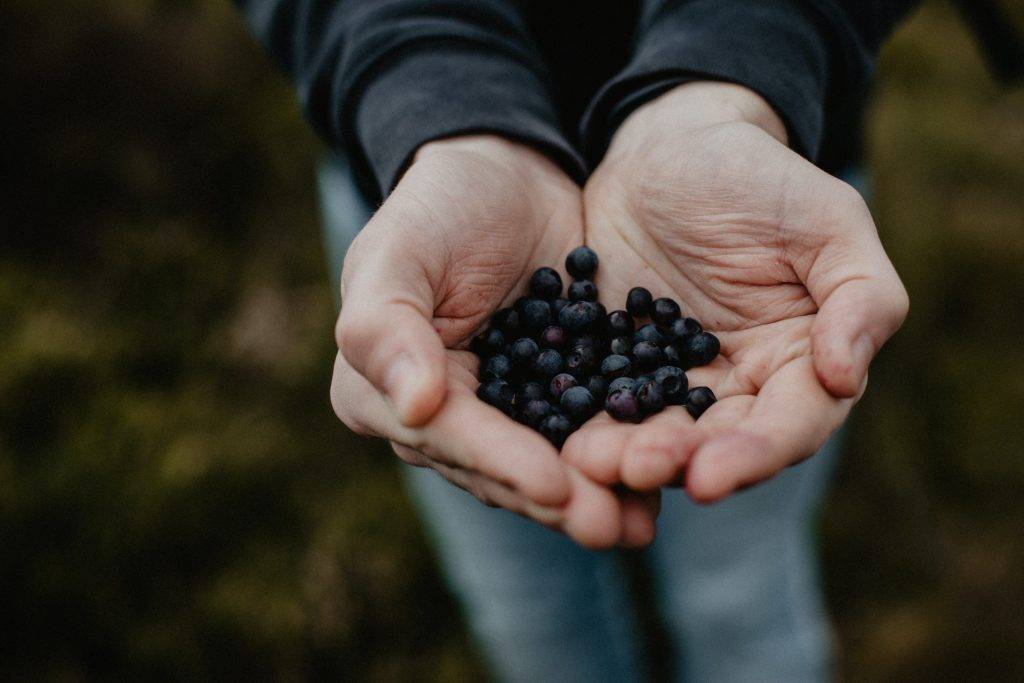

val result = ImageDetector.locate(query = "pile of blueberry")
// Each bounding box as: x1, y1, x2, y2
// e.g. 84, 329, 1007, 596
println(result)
473, 246, 719, 448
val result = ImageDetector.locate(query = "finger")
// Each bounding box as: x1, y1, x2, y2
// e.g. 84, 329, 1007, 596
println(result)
811, 272, 908, 398
335, 229, 447, 427
559, 468, 623, 550
430, 460, 564, 526
618, 489, 661, 548
561, 412, 637, 485
685, 356, 852, 503
620, 407, 702, 491
801, 187, 909, 398
331, 352, 571, 507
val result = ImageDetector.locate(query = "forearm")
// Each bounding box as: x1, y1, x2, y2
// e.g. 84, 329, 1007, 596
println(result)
235, 0, 584, 199
583, 0, 920, 164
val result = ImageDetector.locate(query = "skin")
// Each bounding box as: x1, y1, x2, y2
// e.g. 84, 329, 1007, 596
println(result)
562, 82, 909, 503
330, 135, 659, 549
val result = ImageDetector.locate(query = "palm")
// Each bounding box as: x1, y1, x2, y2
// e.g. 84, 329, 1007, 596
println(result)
565, 121, 903, 501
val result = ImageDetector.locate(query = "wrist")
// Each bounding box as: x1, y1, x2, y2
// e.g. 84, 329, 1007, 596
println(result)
614, 81, 788, 151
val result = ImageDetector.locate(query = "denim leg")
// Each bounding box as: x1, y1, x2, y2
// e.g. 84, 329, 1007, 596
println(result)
646, 434, 840, 683
318, 155, 644, 683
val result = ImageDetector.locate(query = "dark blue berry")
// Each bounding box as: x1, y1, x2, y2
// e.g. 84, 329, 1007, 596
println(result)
558, 300, 600, 332
540, 413, 574, 448
470, 327, 505, 356
477, 379, 515, 415
565, 348, 596, 377
635, 380, 665, 414
686, 332, 720, 367
652, 297, 681, 326
520, 298, 552, 330
568, 279, 598, 302
482, 354, 512, 380
552, 297, 570, 315
520, 399, 554, 427
632, 341, 665, 371
491, 307, 521, 335
669, 317, 702, 341
549, 373, 579, 400
610, 336, 633, 356
605, 388, 641, 423
608, 376, 637, 394
653, 366, 688, 404
565, 246, 598, 279
516, 381, 546, 405
509, 337, 539, 366
529, 267, 563, 300
626, 287, 653, 318
607, 310, 635, 337
532, 349, 564, 378
561, 386, 598, 422
634, 374, 653, 385
586, 375, 609, 399
685, 386, 717, 419
600, 354, 632, 379
539, 325, 567, 349
634, 323, 665, 346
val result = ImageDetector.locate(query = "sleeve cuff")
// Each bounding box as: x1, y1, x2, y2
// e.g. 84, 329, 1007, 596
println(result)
581, 0, 832, 164
349, 43, 586, 201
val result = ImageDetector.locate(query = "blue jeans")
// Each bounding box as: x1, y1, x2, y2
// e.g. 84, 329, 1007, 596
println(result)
320, 155, 847, 682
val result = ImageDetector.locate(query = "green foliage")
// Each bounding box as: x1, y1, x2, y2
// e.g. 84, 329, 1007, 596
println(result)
0, 0, 1022, 680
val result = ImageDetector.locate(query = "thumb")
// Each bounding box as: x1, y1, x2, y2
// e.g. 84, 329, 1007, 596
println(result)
336, 242, 447, 428
806, 210, 909, 399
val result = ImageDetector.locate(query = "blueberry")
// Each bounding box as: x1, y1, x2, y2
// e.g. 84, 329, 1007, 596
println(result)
586, 375, 609, 399
608, 376, 637, 394
539, 325, 567, 349
685, 332, 720, 367
559, 300, 601, 332
529, 267, 563, 300
634, 374, 653, 385
663, 343, 682, 365
520, 399, 554, 427
685, 386, 717, 419
669, 317, 702, 342
540, 413, 574, 448
600, 354, 632, 379
632, 341, 665, 371
605, 388, 641, 423
470, 327, 505, 356
610, 336, 633, 356
509, 337, 539, 366
520, 298, 552, 330
653, 366, 688, 404
560, 386, 598, 422
652, 297, 682, 326
607, 310, 635, 337
533, 349, 564, 378
634, 323, 665, 346
626, 287, 653, 318
549, 373, 579, 400
635, 380, 665, 415
568, 279, 598, 302
491, 307, 521, 335
565, 246, 599, 279
565, 348, 596, 377
476, 379, 515, 415
516, 381, 546, 405
481, 354, 512, 380
552, 297, 570, 315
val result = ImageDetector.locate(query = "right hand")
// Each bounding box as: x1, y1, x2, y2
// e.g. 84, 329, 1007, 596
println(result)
330, 135, 659, 548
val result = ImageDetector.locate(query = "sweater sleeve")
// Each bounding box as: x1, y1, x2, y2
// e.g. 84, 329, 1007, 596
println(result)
581, 0, 920, 163
235, 0, 585, 200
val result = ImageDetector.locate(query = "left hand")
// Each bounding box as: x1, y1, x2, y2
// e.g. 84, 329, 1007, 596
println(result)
563, 82, 909, 502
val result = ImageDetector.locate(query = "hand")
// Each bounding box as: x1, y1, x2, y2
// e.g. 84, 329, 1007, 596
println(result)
564, 83, 908, 502
331, 135, 659, 548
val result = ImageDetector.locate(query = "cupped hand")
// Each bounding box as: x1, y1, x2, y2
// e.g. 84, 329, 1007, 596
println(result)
563, 83, 908, 502
331, 135, 658, 548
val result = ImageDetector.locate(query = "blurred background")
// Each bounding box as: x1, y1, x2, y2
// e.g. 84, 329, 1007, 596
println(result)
1, 0, 1023, 680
